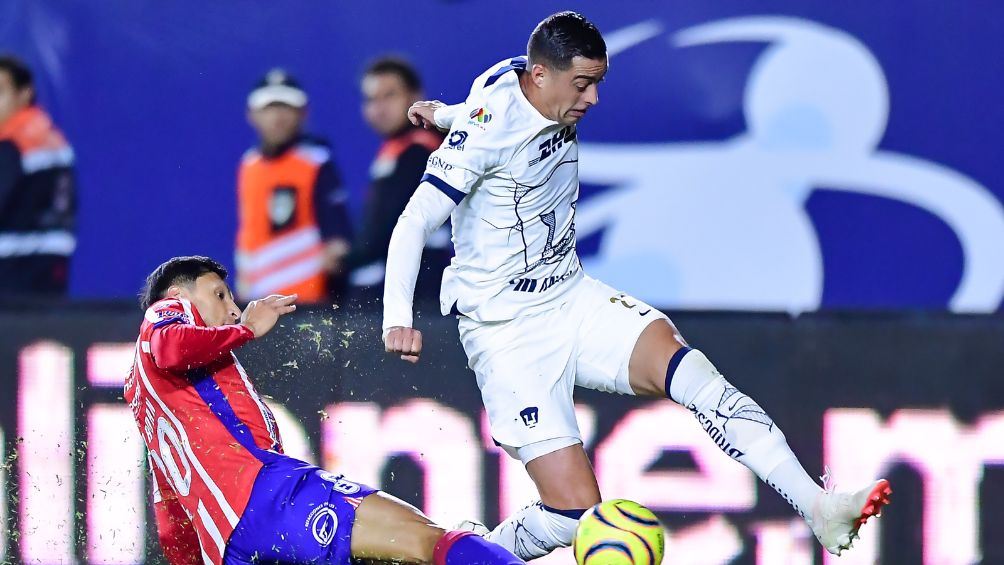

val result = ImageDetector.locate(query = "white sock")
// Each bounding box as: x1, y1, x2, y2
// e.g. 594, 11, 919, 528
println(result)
668, 348, 822, 518
485, 501, 583, 560
766, 458, 825, 519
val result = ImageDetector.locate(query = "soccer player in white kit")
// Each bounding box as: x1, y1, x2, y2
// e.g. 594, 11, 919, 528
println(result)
383, 11, 892, 559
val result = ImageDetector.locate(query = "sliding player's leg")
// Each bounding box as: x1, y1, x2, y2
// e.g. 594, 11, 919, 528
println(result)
352, 491, 524, 564
224, 456, 524, 564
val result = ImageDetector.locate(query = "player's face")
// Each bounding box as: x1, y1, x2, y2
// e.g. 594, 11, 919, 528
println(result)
182, 273, 241, 327
546, 56, 607, 126
362, 73, 419, 137
248, 103, 304, 148
0, 72, 33, 125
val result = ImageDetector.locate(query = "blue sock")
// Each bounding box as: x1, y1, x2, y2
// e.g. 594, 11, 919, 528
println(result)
435, 531, 525, 565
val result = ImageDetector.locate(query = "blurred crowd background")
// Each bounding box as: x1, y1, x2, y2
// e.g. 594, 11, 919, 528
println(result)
2, 0, 1002, 311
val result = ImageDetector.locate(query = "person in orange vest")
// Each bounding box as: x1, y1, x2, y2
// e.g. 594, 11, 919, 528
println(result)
236, 69, 352, 303
0, 54, 76, 295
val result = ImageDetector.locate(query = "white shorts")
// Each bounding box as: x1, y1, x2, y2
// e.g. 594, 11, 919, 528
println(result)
458, 275, 669, 459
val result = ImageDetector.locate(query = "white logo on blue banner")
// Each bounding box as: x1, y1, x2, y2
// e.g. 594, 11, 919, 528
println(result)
577, 17, 1004, 313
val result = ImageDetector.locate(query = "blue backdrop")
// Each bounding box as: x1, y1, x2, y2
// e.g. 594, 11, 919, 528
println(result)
2, 1, 1002, 311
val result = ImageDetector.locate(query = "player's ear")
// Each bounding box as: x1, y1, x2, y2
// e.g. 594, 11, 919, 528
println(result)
531, 63, 548, 88
165, 284, 186, 300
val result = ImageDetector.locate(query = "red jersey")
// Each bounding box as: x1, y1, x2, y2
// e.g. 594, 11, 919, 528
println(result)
124, 298, 284, 564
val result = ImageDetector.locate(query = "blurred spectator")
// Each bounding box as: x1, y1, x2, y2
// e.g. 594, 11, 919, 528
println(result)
236, 69, 352, 303
0, 55, 76, 295
348, 57, 450, 302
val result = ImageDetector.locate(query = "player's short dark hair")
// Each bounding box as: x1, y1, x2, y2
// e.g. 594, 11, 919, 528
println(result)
527, 11, 606, 71
363, 57, 422, 93
139, 256, 228, 310
0, 54, 36, 104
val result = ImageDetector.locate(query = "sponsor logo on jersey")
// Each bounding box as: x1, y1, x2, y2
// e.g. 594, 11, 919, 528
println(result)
305, 503, 339, 547
156, 308, 187, 320
469, 107, 492, 124
319, 471, 362, 495
151, 307, 191, 327
529, 126, 576, 166
447, 130, 468, 150
427, 155, 454, 172
510, 264, 579, 294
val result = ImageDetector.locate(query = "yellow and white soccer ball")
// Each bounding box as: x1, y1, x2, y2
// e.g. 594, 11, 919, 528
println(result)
574, 499, 665, 565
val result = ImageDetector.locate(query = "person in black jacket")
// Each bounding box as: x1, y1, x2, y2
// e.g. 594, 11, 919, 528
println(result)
0, 55, 76, 295
349, 58, 450, 303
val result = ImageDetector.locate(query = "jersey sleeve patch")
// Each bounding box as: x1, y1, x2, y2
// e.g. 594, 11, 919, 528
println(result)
146, 300, 192, 327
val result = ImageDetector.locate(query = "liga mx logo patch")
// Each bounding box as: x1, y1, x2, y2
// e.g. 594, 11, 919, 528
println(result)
520, 406, 539, 428
470, 107, 492, 123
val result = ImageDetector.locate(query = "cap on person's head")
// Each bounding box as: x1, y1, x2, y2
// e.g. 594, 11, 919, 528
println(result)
247, 68, 308, 110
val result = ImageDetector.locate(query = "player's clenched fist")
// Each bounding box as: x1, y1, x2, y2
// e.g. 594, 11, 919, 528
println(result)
407, 100, 447, 131
241, 294, 298, 338
384, 326, 423, 363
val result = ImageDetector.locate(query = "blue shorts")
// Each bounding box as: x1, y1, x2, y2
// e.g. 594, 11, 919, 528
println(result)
224, 456, 378, 565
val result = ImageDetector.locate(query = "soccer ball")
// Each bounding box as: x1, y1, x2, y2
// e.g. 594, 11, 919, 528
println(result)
574, 499, 665, 565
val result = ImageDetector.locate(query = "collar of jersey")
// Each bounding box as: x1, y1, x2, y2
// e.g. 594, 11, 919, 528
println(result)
505, 70, 560, 128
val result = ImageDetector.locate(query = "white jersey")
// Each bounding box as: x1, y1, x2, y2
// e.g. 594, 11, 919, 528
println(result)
424, 56, 583, 322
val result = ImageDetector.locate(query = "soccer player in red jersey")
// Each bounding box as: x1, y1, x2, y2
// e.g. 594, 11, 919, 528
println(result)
125, 256, 522, 565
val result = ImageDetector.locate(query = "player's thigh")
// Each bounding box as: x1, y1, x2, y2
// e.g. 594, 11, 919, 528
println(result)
351, 491, 446, 563
525, 442, 601, 509
573, 276, 682, 396
227, 459, 379, 565
459, 313, 581, 450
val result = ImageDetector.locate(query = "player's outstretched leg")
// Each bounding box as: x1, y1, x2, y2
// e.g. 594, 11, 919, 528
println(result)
352, 491, 525, 564
481, 444, 598, 560
628, 320, 892, 555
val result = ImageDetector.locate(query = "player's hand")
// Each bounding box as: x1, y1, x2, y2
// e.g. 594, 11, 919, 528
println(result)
241, 294, 298, 338
322, 238, 350, 275
407, 100, 447, 131
384, 326, 423, 363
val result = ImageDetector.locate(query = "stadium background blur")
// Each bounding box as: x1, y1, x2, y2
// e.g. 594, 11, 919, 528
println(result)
2, 1, 1003, 564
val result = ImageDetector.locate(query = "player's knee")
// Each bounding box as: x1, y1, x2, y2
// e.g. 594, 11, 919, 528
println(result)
629, 319, 688, 396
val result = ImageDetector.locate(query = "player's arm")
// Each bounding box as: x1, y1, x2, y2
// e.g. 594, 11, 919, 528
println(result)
149, 296, 295, 371
383, 182, 457, 362
150, 456, 202, 565
384, 104, 501, 362
408, 101, 464, 132
150, 321, 255, 371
